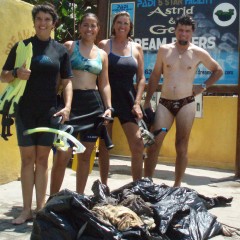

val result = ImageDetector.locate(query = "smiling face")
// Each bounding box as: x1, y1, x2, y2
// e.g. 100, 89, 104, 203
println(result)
114, 16, 131, 38
34, 11, 55, 41
78, 15, 99, 41
111, 12, 133, 38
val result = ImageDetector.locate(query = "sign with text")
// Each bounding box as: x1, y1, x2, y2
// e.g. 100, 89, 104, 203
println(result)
109, 0, 239, 85
110, 2, 135, 35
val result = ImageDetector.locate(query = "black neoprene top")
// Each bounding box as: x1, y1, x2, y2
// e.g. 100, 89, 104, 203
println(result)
3, 35, 73, 111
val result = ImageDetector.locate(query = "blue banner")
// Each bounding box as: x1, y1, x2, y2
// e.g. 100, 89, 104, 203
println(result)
109, 0, 239, 85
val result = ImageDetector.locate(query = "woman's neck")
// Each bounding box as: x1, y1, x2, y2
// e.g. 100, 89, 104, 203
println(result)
112, 37, 129, 49
80, 39, 94, 48
35, 34, 51, 42
113, 36, 128, 44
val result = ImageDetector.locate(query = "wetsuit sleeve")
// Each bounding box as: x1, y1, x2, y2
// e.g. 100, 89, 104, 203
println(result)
2, 43, 18, 70
60, 48, 73, 79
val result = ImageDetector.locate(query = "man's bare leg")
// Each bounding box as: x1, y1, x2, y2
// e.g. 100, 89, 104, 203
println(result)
50, 149, 72, 195
174, 150, 189, 187
144, 104, 174, 178
174, 102, 195, 187
144, 136, 164, 177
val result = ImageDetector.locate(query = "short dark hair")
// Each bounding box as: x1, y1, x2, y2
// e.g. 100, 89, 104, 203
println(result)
111, 11, 133, 38
175, 15, 195, 31
32, 2, 58, 24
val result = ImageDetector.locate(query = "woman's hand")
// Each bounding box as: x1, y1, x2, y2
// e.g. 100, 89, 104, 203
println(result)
102, 109, 112, 125
54, 107, 70, 123
132, 103, 143, 119
17, 62, 31, 80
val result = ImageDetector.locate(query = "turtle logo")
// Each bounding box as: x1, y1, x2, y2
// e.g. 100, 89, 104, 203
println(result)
215, 9, 234, 22
213, 3, 237, 27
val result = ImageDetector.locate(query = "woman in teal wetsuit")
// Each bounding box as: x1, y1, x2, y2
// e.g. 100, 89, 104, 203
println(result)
50, 13, 112, 194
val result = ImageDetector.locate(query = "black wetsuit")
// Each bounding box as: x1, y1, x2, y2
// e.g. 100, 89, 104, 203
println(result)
2, 35, 72, 146
108, 40, 138, 124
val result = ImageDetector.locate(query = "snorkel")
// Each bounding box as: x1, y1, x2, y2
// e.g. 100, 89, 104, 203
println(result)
24, 127, 86, 154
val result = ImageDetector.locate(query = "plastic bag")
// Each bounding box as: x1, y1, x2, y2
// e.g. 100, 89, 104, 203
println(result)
31, 179, 232, 240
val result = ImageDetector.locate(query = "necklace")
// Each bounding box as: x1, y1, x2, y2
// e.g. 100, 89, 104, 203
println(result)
175, 44, 188, 59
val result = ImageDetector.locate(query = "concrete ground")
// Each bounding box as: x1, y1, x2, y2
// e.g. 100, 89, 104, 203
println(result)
0, 156, 240, 239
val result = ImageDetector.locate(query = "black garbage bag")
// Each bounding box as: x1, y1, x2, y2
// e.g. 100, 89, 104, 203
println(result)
31, 179, 232, 240
110, 178, 232, 240
31, 189, 121, 240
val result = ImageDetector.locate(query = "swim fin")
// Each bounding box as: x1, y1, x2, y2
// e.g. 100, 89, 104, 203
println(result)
0, 41, 32, 115
0, 41, 32, 139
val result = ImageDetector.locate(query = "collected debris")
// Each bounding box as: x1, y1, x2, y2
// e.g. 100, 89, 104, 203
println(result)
31, 178, 233, 240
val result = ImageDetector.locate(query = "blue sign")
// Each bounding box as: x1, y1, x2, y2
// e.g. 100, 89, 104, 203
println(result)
110, 2, 135, 35
110, 0, 239, 85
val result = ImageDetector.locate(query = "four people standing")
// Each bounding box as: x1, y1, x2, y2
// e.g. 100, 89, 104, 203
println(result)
1, 4, 224, 225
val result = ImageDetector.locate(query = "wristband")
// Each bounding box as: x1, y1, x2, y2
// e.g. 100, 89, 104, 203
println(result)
106, 107, 114, 113
134, 100, 141, 105
12, 67, 19, 78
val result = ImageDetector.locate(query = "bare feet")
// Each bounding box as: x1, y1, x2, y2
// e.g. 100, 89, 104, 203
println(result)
32, 208, 42, 217
12, 210, 33, 225
173, 183, 181, 187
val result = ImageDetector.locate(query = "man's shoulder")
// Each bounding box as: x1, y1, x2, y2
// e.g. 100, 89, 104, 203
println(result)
189, 43, 208, 54
158, 43, 173, 53
160, 42, 174, 49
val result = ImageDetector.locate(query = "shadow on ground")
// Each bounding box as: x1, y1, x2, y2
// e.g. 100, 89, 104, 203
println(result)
0, 206, 33, 234
101, 162, 236, 187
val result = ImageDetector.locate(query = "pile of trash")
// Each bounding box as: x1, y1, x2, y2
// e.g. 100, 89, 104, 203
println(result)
31, 178, 232, 240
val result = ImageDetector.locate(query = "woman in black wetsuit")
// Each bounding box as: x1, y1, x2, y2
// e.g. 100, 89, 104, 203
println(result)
0, 3, 73, 224
98, 11, 146, 184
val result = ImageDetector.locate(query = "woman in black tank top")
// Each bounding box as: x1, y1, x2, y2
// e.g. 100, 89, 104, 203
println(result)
98, 11, 146, 184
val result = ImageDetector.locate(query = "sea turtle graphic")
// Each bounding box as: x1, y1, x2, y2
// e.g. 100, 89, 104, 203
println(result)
215, 9, 234, 21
